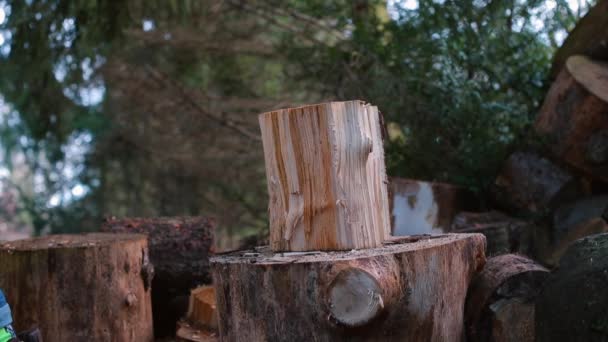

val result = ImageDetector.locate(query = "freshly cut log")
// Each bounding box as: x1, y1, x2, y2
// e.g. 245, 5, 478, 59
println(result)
452, 211, 533, 257
465, 254, 549, 342
211, 234, 486, 342
536, 196, 608, 266
536, 56, 608, 182
492, 152, 586, 214
0, 233, 154, 342
536, 233, 608, 341
389, 177, 478, 235
551, 0, 608, 78
259, 101, 390, 251
185, 285, 217, 329
101, 216, 214, 337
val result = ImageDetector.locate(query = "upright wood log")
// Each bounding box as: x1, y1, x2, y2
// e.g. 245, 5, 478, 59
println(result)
0, 233, 154, 342
465, 254, 549, 342
101, 216, 214, 337
536, 232, 608, 341
211, 234, 486, 342
536, 56, 608, 182
259, 101, 390, 251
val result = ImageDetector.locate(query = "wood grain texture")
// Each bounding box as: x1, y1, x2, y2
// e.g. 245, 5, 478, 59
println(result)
259, 101, 390, 251
211, 234, 486, 342
0, 233, 154, 342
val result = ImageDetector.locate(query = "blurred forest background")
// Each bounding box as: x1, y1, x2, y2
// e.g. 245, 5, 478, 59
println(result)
0, 0, 594, 248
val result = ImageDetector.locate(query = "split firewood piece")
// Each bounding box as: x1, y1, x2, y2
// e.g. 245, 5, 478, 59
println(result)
535, 196, 608, 267
211, 234, 486, 341
0, 233, 154, 342
259, 101, 390, 251
185, 285, 217, 329
492, 152, 587, 214
536, 56, 608, 182
536, 233, 608, 341
389, 177, 478, 236
101, 216, 214, 337
452, 211, 534, 257
465, 254, 549, 342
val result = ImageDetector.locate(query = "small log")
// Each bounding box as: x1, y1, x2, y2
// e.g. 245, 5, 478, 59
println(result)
259, 101, 390, 251
0, 233, 154, 342
452, 211, 533, 257
101, 216, 215, 337
465, 254, 549, 342
211, 234, 486, 341
389, 177, 478, 235
536, 232, 608, 341
186, 286, 217, 330
492, 152, 586, 214
535, 196, 608, 266
536, 56, 608, 182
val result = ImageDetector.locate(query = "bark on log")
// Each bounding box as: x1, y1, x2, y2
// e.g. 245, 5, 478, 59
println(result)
452, 212, 534, 257
492, 152, 586, 214
389, 177, 478, 235
551, 0, 608, 78
211, 234, 486, 342
535, 196, 608, 266
259, 101, 390, 251
465, 254, 549, 342
101, 217, 214, 337
536, 232, 608, 341
536, 56, 608, 182
0, 233, 154, 342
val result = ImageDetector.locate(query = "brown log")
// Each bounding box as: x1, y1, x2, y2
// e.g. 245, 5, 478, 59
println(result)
551, 0, 608, 78
389, 177, 478, 235
465, 254, 549, 342
101, 216, 214, 337
211, 234, 486, 341
259, 101, 390, 251
452, 211, 534, 257
492, 152, 586, 214
536, 56, 608, 182
536, 232, 608, 341
185, 286, 217, 330
535, 196, 608, 267
0, 233, 154, 342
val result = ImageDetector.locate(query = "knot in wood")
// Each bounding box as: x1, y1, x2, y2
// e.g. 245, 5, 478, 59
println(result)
327, 268, 384, 327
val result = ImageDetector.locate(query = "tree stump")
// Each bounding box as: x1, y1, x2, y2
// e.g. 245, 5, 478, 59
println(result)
0, 233, 154, 342
536, 56, 608, 182
536, 232, 608, 342
101, 216, 215, 337
465, 254, 549, 342
211, 234, 486, 342
259, 101, 390, 251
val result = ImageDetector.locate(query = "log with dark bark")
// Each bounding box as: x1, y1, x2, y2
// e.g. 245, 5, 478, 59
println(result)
535, 196, 608, 266
465, 254, 549, 342
101, 216, 215, 337
536, 232, 608, 341
536, 56, 608, 182
259, 101, 390, 251
389, 177, 478, 236
211, 234, 486, 342
551, 0, 608, 78
452, 211, 534, 257
0, 233, 154, 342
492, 152, 587, 214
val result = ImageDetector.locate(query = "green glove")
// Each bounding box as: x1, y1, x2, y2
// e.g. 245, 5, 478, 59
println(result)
0, 325, 15, 342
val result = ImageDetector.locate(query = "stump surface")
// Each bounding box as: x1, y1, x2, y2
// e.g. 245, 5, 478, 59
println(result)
0, 233, 154, 342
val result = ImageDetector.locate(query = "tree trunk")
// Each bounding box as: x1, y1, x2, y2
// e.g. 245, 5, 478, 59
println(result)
536, 232, 608, 342
388, 177, 478, 236
259, 101, 390, 251
101, 216, 215, 337
0, 233, 154, 342
211, 234, 486, 342
465, 254, 548, 342
536, 56, 608, 182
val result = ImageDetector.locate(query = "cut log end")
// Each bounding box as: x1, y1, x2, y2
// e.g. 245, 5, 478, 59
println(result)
327, 268, 384, 327
0, 232, 146, 250
566, 55, 608, 104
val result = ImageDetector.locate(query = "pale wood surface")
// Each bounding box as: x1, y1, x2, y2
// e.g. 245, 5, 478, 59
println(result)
259, 101, 390, 251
